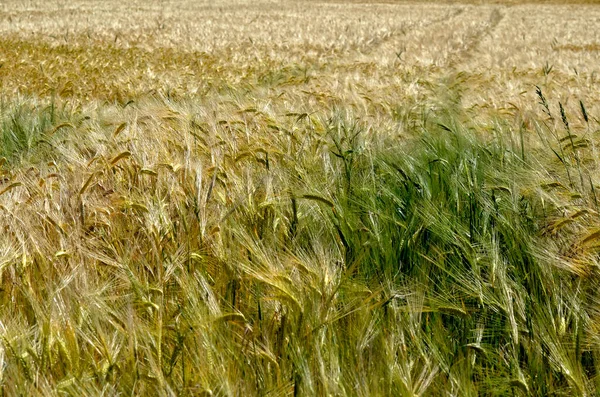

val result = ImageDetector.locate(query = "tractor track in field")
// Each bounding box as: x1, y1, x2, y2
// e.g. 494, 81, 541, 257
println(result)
446, 7, 505, 68
355, 6, 467, 57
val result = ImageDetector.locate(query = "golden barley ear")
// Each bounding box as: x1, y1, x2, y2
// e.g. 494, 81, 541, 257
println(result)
0, 182, 22, 197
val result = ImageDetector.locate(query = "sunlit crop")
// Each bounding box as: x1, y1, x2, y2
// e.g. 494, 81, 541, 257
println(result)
1, 0, 600, 395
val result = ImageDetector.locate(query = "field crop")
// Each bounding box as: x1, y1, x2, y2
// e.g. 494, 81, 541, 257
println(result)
2, 0, 600, 395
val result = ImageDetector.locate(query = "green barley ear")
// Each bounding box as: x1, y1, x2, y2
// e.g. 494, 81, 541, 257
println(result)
542, 61, 554, 76
536, 86, 553, 120
559, 102, 569, 131
579, 100, 589, 124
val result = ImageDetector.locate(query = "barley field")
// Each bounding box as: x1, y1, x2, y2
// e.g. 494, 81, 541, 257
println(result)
1, 0, 600, 395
